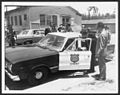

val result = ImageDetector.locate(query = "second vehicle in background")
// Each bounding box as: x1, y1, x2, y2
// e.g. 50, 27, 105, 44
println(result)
16, 29, 45, 45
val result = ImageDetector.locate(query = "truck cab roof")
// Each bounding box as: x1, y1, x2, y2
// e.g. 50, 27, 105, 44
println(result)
49, 32, 82, 38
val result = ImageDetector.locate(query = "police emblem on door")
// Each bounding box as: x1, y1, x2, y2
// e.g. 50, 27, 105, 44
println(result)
70, 54, 79, 64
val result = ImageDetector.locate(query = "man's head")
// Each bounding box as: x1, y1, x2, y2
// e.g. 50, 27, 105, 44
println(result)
96, 22, 105, 33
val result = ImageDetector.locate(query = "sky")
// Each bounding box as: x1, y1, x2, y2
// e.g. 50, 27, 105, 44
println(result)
3, 2, 118, 15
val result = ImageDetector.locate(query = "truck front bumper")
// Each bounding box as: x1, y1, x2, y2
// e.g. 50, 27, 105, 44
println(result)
5, 70, 20, 81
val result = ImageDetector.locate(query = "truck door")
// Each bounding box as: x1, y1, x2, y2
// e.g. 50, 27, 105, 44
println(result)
59, 38, 92, 71
33, 30, 43, 43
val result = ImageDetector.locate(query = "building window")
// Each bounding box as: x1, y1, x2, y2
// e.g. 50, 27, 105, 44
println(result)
62, 16, 70, 26
40, 14, 58, 26
11, 16, 13, 25
40, 14, 45, 25
19, 15, 22, 26
52, 15, 57, 26
47, 15, 51, 26
14, 16, 18, 25
24, 14, 27, 20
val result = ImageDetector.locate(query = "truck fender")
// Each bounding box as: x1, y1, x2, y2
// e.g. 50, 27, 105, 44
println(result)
31, 64, 50, 72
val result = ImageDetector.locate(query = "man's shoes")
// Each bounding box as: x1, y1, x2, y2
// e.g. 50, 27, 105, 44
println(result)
84, 70, 95, 74
92, 74, 106, 81
92, 74, 100, 78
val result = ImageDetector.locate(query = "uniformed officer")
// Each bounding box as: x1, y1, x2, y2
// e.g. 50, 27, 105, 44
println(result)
93, 22, 109, 80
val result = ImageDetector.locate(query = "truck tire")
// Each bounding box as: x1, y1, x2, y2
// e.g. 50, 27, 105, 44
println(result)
28, 67, 48, 86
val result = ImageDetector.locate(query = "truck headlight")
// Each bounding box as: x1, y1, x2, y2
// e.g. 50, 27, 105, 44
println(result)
8, 64, 12, 71
5, 61, 12, 72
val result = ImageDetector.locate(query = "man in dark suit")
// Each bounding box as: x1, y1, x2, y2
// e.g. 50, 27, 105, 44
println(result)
93, 22, 110, 81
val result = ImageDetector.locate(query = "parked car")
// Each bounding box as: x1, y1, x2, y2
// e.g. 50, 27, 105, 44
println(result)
5, 32, 96, 85
16, 29, 45, 45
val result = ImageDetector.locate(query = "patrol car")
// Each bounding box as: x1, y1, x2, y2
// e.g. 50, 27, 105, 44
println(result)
5, 32, 95, 85
16, 29, 44, 45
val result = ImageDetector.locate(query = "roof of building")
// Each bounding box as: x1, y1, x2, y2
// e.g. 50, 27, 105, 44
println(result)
5, 6, 29, 15
82, 19, 115, 24
6, 6, 82, 16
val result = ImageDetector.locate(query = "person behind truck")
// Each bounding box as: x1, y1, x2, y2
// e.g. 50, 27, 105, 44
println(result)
65, 23, 73, 32
44, 26, 51, 36
51, 23, 57, 32
58, 24, 65, 32
80, 25, 88, 38
92, 22, 110, 81
7, 24, 17, 47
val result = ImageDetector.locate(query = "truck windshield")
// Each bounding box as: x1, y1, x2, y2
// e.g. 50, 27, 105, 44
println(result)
38, 34, 65, 51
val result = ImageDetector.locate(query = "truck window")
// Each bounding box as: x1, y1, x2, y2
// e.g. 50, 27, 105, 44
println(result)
66, 38, 92, 51
66, 40, 77, 51
78, 38, 91, 51
33, 30, 41, 35
63, 38, 75, 51
81, 40, 90, 50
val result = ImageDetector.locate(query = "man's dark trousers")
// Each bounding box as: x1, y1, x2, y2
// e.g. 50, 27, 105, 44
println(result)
98, 55, 106, 79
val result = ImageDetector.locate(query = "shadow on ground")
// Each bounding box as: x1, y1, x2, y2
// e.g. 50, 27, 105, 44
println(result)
5, 70, 89, 90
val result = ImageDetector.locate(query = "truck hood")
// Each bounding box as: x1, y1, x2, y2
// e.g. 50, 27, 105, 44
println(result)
6, 46, 58, 64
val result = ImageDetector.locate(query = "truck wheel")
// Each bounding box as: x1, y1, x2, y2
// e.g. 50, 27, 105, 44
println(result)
28, 67, 48, 86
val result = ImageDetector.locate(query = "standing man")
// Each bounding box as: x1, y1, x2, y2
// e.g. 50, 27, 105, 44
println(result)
44, 26, 51, 36
51, 23, 57, 32
7, 24, 16, 47
93, 22, 109, 81
65, 24, 73, 32
58, 24, 65, 32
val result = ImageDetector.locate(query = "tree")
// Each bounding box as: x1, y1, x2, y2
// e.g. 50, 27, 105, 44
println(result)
87, 6, 98, 19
